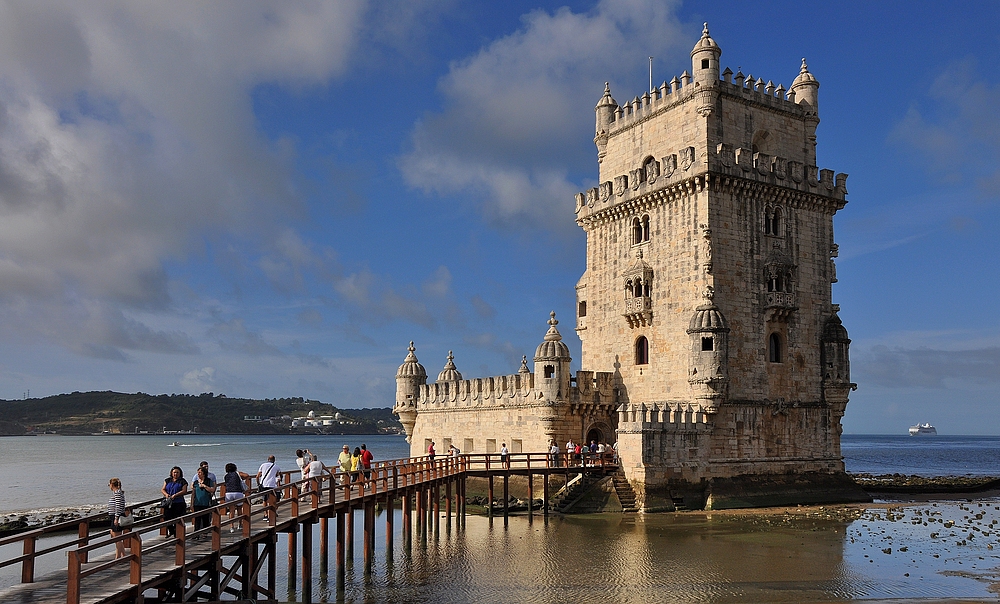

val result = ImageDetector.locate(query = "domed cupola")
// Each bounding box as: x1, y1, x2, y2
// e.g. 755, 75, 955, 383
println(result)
437, 351, 463, 382
594, 82, 618, 161
687, 296, 730, 414
393, 341, 428, 444
688, 302, 730, 333
533, 312, 572, 403
691, 22, 722, 88
396, 341, 427, 379
822, 310, 850, 343
790, 57, 819, 110
534, 312, 571, 361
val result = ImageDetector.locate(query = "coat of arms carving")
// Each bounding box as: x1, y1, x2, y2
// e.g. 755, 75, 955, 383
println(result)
662, 154, 677, 178
630, 168, 645, 191
614, 175, 628, 197
599, 181, 613, 202
680, 146, 695, 171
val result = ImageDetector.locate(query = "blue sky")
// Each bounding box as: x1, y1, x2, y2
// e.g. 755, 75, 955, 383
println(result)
0, 1, 997, 434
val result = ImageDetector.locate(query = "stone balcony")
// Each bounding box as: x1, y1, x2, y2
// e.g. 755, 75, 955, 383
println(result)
623, 296, 653, 328
764, 291, 796, 322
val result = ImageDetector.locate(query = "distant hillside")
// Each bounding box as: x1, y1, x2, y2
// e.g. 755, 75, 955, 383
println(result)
0, 391, 401, 436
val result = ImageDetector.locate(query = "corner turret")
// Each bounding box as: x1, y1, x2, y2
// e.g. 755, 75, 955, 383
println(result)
393, 342, 427, 443
790, 58, 820, 164
594, 83, 617, 162
533, 312, 572, 402
690, 22, 721, 88
686, 295, 730, 414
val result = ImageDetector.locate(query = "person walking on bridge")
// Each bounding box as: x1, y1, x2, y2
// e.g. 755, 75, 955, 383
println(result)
338, 445, 352, 485
360, 444, 374, 481
161, 466, 188, 537
256, 455, 281, 501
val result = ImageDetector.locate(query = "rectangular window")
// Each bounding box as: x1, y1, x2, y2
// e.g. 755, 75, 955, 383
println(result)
464, 438, 474, 453
424, 438, 433, 454
511, 439, 522, 453
702, 337, 714, 351
442, 437, 452, 451
486, 439, 497, 453
578, 301, 587, 317
544, 365, 554, 378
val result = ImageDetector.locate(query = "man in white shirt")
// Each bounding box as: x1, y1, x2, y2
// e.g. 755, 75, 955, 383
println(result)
257, 455, 281, 490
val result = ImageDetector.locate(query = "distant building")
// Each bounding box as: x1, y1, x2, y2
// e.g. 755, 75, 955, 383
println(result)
394, 25, 866, 510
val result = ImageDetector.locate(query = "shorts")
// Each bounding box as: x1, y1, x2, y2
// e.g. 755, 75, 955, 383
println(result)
225, 492, 245, 502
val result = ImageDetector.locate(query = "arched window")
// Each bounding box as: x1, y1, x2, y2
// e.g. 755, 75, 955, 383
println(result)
635, 336, 649, 365
768, 333, 782, 363
643, 279, 651, 297
633, 278, 643, 298
767, 273, 783, 293
632, 217, 642, 245
784, 272, 793, 293
624, 280, 633, 299
641, 215, 650, 242
765, 207, 782, 236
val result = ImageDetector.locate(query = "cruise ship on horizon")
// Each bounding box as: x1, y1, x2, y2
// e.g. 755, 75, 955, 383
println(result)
909, 423, 937, 436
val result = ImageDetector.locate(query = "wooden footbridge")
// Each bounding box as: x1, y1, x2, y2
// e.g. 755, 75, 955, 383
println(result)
0, 453, 616, 604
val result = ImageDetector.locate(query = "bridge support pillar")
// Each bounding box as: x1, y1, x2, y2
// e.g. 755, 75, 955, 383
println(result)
287, 529, 297, 591
363, 501, 373, 565
386, 498, 394, 553
346, 507, 354, 559
446, 481, 452, 519
527, 474, 533, 520
543, 473, 549, 516
402, 493, 411, 544
336, 510, 345, 589
487, 476, 494, 518
503, 474, 509, 520
301, 521, 312, 603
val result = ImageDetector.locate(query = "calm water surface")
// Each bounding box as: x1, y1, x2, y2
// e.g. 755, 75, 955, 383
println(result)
4, 434, 1000, 601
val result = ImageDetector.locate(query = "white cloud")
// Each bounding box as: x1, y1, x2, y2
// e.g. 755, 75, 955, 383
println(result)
181, 366, 216, 393
0, 2, 367, 359
399, 0, 684, 230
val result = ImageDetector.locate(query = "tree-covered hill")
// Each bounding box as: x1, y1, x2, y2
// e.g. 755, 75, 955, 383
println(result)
0, 391, 401, 436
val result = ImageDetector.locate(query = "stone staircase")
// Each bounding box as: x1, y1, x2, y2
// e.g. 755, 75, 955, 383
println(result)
612, 470, 639, 512
549, 472, 603, 513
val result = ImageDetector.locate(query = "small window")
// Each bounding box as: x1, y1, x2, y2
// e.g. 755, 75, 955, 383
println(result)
544, 365, 555, 378
463, 438, 474, 453
767, 274, 783, 292
442, 437, 452, 450
642, 215, 650, 242
765, 207, 782, 236
486, 439, 497, 453
633, 278, 643, 298
768, 333, 782, 363
701, 59, 709, 69
632, 217, 642, 245
643, 280, 651, 297
701, 336, 714, 351
635, 336, 649, 365
578, 301, 587, 317
511, 439, 523, 454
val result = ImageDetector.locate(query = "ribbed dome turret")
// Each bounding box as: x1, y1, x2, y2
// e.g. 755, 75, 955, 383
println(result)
690, 22, 721, 56
396, 342, 427, 378
822, 311, 850, 343
534, 312, 571, 361
687, 302, 730, 333
791, 57, 818, 88
436, 351, 463, 382
595, 82, 617, 110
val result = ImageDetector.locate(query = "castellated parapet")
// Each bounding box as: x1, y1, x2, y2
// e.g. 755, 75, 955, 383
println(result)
394, 313, 618, 457
394, 24, 867, 510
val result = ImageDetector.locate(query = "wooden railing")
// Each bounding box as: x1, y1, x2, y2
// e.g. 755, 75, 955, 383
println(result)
0, 452, 615, 604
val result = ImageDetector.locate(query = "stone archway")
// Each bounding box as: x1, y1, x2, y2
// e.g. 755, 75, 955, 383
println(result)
585, 420, 615, 446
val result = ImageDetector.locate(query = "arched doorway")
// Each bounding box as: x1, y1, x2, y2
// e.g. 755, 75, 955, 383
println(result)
586, 427, 604, 445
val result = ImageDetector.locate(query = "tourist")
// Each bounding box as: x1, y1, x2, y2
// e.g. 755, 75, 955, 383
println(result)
220, 462, 250, 531
199, 461, 217, 486
549, 440, 560, 467
596, 442, 606, 466
428, 441, 436, 461
449, 444, 460, 457
308, 453, 326, 489
350, 447, 362, 483
360, 444, 374, 481
612, 440, 619, 463
256, 455, 281, 501
295, 449, 309, 481
191, 466, 216, 533
574, 442, 582, 466
500, 442, 510, 469
566, 439, 574, 467
160, 466, 188, 537
338, 445, 352, 485
108, 478, 127, 559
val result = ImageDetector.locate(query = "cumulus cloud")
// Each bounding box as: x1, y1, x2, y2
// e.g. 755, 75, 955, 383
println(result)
855, 345, 1000, 389
181, 366, 216, 392
0, 2, 366, 359
891, 59, 1000, 198
399, 0, 684, 230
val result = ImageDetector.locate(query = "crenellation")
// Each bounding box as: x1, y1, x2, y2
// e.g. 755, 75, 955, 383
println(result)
396, 24, 862, 510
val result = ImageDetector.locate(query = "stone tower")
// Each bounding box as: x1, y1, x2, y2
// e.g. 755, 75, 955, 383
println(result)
574, 24, 865, 509
393, 342, 426, 443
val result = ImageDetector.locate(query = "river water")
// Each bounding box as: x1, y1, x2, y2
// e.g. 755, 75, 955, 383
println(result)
2, 433, 1000, 601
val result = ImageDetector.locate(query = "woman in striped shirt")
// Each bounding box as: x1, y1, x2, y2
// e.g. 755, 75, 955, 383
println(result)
108, 478, 126, 559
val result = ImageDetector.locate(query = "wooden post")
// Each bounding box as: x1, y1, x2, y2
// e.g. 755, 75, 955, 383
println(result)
287, 530, 297, 591
487, 475, 494, 518
77, 520, 90, 564
21, 535, 35, 583
67, 550, 80, 604
503, 474, 509, 519
527, 473, 534, 519
346, 506, 354, 558
402, 493, 411, 542
543, 473, 550, 516
363, 502, 372, 563
267, 533, 276, 600
130, 532, 142, 584
301, 521, 312, 603
415, 487, 424, 529
336, 510, 345, 586
446, 480, 452, 518
386, 497, 395, 553
320, 516, 329, 574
